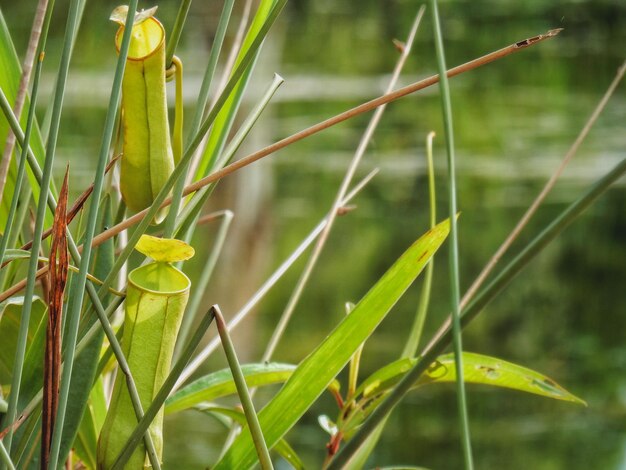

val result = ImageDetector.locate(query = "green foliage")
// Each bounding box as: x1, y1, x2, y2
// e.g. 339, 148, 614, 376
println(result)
0, 2, 621, 469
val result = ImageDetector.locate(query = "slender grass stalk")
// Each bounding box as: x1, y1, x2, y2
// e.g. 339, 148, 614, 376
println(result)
0, 0, 49, 204
172, 0, 234, 207
173, 74, 284, 242
82, 27, 562, 254
165, 0, 192, 68
188, 0, 235, 139
163, 55, 185, 238
0, 28, 560, 302
0, 0, 54, 281
328, 154, 626, 470
174, 210, 233, 360
187, 0, 248, 182
174, 170, 378, 390
261, 5, 426, 363
212, 305, 274, 470
0, 441, 14, 470
423, 59, 626, 355
1, 0, 79, 458
198, 0, 278, 177
402, 131, 437, 358
110, 309, 214, 469
429, 2, 473, 467
47, 2, 143, 467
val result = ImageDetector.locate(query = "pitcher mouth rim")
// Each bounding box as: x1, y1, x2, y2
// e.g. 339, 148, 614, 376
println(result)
115, 16, 165, 62
128, 262, 190, 296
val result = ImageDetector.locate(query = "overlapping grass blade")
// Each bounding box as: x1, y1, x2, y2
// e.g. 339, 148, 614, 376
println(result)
214, 219, 450, 469
428, 1, 473, 467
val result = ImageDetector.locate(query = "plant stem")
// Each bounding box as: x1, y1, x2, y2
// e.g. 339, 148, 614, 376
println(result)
165, 0, 192, 68
402, 131, 437, 358
213, 305, 274, 470
429, 1, 473, 468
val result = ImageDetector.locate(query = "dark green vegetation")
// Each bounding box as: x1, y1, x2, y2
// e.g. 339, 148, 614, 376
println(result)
0, 0, 624, 468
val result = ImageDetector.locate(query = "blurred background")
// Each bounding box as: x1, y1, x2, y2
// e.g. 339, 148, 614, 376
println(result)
1, 0, 625, 468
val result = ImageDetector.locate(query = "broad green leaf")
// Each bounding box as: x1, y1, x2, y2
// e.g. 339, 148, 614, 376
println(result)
214, 219, 450, 469
165, 363, 299, 415
199, 405, 304, 470
0, 395, 7, 412
0, 296, 46, 387
134, 234, 195, 263
357, 357, 417, 399
0, 11, 54, 231
416, 352, 586, 405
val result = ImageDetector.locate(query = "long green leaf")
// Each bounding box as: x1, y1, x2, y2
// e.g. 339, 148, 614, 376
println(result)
355, 353, 585, 405
214, 219, 451, 469
415, 352, 586, 405
165, 363, 299, 415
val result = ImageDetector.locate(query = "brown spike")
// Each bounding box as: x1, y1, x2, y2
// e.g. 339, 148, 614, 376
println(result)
41, 166, 69, 469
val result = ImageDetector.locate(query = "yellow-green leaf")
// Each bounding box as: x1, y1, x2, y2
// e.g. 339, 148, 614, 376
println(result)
416, 352, 586, 405
134, 234, 195, 263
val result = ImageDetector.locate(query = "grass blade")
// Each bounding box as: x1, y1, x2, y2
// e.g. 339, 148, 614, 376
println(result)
212, 305, 273, 470
165, 363, 298, 414
262, 5, 426, 363
0, 441, 14, 470
428, 1, 473, 467
214, 220, 450, 469
0, 9, 52, 229
165, 0, 192, 67
196, 0, 280, 177
0, 0, 48, 202
402, 131, 437, 358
